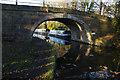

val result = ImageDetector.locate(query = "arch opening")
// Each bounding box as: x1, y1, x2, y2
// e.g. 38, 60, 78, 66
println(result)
32, 15, 92, 44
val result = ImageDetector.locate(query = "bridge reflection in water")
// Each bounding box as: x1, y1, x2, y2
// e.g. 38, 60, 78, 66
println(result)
33, 33, 71, 58
33, 33, 120, 79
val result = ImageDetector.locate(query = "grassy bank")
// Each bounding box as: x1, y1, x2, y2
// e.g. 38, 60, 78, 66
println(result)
2, 38, 56, 80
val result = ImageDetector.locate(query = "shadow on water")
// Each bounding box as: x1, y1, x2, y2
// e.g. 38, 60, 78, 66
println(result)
33, 33, 120, 80
55, 41, 120, 80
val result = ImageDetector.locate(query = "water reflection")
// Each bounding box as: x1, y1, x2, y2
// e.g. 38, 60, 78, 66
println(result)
33, 33, 71, 58
55, 41, 120, 79
48, 40, 71, 58
33, 33, 120, 79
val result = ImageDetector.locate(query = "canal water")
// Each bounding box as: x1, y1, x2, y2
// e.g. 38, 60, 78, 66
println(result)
33, 34, 120, 80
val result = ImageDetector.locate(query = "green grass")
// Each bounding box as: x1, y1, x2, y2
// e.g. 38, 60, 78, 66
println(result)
2, 39, 56, 79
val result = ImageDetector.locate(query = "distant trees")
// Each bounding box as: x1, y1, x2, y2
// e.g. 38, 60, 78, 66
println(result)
42, 0, 119, 15
41, 0, 120, 19
67, 0, 119, 17
37, 21, 69, 30
70, 1, 78, 9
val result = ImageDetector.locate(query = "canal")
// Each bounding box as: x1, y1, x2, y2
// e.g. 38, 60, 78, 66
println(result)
33, 33, 120, 79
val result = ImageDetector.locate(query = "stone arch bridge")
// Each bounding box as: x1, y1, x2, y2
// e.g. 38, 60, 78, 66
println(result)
2, 4, 114, 46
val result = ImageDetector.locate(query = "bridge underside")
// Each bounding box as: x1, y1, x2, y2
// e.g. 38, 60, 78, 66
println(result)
33, 18, 92, 44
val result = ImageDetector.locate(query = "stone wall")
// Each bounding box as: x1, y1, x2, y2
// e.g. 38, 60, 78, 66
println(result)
2, 4, 114, 46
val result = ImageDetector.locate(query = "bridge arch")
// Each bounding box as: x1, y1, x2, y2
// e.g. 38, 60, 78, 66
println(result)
32, 14, 92, 44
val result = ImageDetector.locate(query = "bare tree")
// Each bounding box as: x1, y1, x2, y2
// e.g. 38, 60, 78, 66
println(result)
88, 2, 94, 11
84, 2, 89, 12
16, 0, 18, 5
99, 0, 103, 15
43, 0, 45, 7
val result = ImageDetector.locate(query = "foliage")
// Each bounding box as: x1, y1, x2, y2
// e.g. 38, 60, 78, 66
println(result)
110, 1, 120, 48
37, 21, 69, 30
2, 39, 56, 79
112, 15, 120, 48
112, 16, 120, 32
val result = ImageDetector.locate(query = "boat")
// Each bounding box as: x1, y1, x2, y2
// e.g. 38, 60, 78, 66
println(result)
34, 29, 71, 38
49, 30, 71, 38
33, 33, 49, 39
34, 29, 50, 36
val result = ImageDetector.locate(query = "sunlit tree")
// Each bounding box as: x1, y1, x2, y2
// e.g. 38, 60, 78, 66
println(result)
88, 2, 94, 11
70, 1, 77, 9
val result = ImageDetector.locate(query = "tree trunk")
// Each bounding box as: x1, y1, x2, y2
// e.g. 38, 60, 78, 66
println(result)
99, 1, 103, 15
16, 0, 18, 5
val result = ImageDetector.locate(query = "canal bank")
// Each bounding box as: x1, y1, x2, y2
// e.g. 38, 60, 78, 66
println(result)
2, 35, 120, 79
2, 38, 56, 79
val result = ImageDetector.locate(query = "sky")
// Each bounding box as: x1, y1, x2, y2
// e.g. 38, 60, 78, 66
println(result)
0, 0, 43, 6
0, 0, 70, 6
0, 0, 119, 6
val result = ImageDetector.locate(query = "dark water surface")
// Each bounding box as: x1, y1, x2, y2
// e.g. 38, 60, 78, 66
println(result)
34, 34, 120, 80
54, 41, 120, 80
